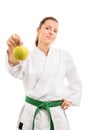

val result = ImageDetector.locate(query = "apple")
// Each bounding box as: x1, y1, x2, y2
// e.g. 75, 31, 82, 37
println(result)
13, 45, 29, 60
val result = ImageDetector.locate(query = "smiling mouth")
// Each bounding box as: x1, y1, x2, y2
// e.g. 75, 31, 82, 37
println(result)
46, 36, 53, 40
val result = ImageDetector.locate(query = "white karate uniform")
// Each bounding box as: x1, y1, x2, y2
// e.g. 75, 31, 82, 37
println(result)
6, 47, 82, 130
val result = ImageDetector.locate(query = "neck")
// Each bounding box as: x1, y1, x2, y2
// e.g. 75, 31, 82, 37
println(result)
37, 43, 50, 56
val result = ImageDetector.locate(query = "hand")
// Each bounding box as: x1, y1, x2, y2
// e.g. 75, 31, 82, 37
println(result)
61, 99, 72, 110
7, 34, 23, 65
7, 34, 23, 49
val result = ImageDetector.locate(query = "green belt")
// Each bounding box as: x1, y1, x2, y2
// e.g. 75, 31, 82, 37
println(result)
25, 96, 63, 130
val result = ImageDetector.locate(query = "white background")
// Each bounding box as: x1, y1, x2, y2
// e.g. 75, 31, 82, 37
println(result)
0, 0, 87, 129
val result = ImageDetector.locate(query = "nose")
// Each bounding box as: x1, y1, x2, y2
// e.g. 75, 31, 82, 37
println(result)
49, 30, 53, 35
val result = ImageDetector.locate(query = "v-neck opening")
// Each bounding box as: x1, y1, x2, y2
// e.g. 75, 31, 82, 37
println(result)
35, 46, 51, 58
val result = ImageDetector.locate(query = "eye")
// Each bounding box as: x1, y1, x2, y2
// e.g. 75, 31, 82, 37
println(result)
45, 27, 49, 30
54, 30, 58, 33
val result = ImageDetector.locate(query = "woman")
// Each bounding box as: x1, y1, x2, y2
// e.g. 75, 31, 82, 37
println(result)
6, 16, 82, 130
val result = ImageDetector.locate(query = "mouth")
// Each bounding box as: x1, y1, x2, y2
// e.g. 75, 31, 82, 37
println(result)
46, 36, 53, 40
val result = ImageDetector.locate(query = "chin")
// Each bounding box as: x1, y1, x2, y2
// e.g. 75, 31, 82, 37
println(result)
45, 42, 53, 46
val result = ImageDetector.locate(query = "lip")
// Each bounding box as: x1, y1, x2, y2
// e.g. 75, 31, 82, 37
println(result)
46, 36, 53, 40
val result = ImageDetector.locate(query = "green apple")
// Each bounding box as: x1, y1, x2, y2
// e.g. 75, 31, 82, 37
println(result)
13, 45, 29, 60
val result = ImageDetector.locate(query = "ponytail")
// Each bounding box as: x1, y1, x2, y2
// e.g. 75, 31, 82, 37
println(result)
35, 36, 38, 46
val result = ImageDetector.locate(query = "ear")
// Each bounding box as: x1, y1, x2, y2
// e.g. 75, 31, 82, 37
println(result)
37, 27, 40, 35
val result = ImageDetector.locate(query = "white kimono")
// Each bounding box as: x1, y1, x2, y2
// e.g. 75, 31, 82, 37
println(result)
6, 47, 82, 130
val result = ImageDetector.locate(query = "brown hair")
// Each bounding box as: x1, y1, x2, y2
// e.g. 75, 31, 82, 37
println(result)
35, 16, 58, 46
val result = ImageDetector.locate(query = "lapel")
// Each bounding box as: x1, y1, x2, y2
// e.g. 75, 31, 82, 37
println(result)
36, 47, 61, 81
43, 48, 61, 78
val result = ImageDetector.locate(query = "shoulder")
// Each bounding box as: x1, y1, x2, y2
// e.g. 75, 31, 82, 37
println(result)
61, 49, 72, 60
52, 47, 72, 58
53, 48, 74, 64
28, 47, 37, 57
60, 49, 75, 67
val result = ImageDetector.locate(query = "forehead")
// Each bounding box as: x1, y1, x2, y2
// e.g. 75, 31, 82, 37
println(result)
42, 20, 58, 28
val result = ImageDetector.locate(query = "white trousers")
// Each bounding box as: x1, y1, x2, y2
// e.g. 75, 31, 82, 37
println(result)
17, 102, 70, 130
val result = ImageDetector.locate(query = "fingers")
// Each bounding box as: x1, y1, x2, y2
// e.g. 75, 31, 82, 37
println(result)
7, 34, 23, 49
61, 99, 72, 110
15, 34, 23, 45
12, 34, 23, 45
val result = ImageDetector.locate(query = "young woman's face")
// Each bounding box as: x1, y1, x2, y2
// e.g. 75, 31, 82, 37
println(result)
37, 20, 58, 45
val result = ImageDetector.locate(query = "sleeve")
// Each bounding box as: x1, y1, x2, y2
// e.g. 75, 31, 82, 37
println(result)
5, 52, 26, 79
65, 52, 82, 106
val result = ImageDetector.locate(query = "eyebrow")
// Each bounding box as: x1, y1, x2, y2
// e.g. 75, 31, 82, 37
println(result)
45, 25, 58, 29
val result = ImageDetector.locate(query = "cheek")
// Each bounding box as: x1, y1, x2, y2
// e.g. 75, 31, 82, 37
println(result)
54, 34, 57, 39
38, 34, 45, 42
40, 32, 46, 39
